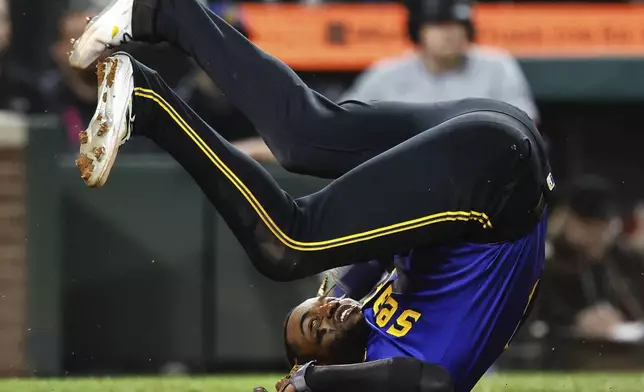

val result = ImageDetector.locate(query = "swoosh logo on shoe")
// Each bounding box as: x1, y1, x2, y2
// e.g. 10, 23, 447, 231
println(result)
111, 26, 119, 39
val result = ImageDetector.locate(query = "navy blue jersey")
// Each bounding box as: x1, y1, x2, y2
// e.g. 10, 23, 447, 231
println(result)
361, 217, 547, 392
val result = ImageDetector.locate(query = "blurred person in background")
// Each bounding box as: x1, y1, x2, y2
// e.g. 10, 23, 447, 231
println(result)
0, 0, 44, 113
536, 175, 644, 342
40, 8, 99, 146
623, 202, 644, 257
342, 0, 538, 122
608, 201, 644, 314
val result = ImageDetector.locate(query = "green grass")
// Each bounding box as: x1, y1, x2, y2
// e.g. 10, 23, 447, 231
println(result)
0, 373, 642, 392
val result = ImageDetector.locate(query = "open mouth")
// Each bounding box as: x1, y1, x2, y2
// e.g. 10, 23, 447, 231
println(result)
335, 304, 358, 324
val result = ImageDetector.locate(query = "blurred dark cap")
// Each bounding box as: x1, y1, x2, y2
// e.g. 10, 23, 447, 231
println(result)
567, 174, 618, 220
404, 0, 473, 24
404, 0, 476, 43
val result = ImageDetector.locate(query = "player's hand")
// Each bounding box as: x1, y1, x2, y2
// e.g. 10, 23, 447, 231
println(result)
576, 302, 624, 338
275, 375, 291, 392
255, 387, 295, 392
278, 385, 296, 392
275, 363, 306, 392
255, 386, 295, 392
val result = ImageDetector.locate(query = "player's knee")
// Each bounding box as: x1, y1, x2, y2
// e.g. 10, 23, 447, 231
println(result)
270, 138, 323, 176
419, 362, 454, 392
273, 148, 308, 175
248, 252, 300, 282
247, 225, 309, 282
249, 258, 294, 282
254, 263, 298, 282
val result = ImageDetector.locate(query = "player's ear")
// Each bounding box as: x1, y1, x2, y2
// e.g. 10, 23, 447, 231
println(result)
317, 273, 341, 298
317, 274, 331, 296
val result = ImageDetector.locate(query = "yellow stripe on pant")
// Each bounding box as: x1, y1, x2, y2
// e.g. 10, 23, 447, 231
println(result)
133, 87, 493, 252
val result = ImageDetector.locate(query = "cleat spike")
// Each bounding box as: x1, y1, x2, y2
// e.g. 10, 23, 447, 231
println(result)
76, 154, 94, 182
94, 147, 105, 160
97, 122, 109, 136
106, 59, 118, 87
96, 62, 106, 83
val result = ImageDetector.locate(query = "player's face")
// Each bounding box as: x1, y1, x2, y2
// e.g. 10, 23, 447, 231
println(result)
286, 296, 368, 365
419, 22, 469, 61
563, 212, 621, 259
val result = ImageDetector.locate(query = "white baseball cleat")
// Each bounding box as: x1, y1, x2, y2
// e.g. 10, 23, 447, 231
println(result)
69, 0, 134, 69
76, 54, 134, 188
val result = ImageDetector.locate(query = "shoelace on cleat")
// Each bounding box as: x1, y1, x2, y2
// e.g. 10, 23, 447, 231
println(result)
106, 32, 133, 49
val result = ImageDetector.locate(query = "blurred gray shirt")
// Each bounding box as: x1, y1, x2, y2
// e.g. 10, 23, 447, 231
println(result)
341, 46, 539, 121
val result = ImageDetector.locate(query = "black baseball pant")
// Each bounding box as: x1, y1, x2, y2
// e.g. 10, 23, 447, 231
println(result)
123, 0, 551, 281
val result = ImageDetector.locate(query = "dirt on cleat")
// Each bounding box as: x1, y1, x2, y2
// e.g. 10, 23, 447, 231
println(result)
94, 147, 105, 160
96, 61, 106, 84
79, 131, 88, 144
75, 154, 94, 181
106, 58, 118, 87
76, 55, 133, 188
97, 122, 109, 136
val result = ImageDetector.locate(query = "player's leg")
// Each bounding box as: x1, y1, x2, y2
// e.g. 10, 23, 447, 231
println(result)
69, 0, 422, 179
79, 54, 544, 282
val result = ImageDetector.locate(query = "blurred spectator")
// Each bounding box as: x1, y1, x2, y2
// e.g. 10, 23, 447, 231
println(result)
341, 0, 538, 121
537, 175, 644, 342
611, 202, 644, 307
0, 0, 45, 113
40, 10, 98, 146
623, 202, 644, 257
42, 1, 192, 151
176, 1, 275, 162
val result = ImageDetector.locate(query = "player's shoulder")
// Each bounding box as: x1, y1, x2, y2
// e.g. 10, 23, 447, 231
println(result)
468, 45, 519, 67
363, 52, 422, 77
